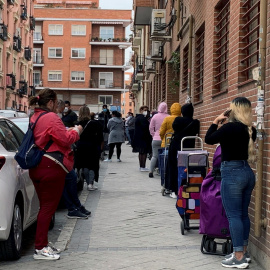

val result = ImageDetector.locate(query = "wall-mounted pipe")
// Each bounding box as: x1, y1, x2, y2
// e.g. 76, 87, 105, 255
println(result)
187, 15, 193, 101
254, 0, 268, 237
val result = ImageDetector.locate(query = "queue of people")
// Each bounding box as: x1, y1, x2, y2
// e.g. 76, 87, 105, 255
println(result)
27, 89, 256, 268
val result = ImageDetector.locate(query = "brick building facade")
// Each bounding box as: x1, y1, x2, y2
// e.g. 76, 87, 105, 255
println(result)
0, 0, 34, 112
33, 0, 131, 113
131, 0, 270, 268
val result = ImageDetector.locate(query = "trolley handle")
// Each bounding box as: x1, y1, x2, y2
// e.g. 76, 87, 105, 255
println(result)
181, 136, 203, 151
165, 132, 174, 148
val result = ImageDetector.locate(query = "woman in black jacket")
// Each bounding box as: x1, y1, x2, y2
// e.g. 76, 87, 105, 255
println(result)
165, 103, 200, 198
75, 106, 103, 190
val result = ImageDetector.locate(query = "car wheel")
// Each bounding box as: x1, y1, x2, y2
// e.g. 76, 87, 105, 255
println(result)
0, 204, 22, 260
49, 213, 55, 230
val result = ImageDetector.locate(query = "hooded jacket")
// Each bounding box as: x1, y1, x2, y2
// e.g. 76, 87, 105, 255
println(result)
159, 103, 181, 147
107, 116, 125, 144
149, 102, 169, 141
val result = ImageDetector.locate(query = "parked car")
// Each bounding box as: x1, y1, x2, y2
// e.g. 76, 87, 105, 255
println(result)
0, 110, 19, 118
0, 117, 40, 260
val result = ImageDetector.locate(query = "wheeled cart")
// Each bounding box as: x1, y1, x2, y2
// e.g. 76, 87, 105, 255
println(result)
176, 136, 208, 235
200, 145, 233, 255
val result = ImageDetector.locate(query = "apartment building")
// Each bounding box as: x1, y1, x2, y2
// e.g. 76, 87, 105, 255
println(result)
131, 0, 270, 268
0, 0, 34, 111
121, 71, 134, 115
33, 0, 131, 113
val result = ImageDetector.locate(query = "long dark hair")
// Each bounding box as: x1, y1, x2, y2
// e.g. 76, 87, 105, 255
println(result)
28, 88, 57, 108
112, 111, 121, 117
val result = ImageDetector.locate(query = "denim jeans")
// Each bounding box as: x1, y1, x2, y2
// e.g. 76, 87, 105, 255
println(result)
62, 169, 81, 212
220, 160, 255, 252
125, 127, 131, 143
83, 168, 95, 185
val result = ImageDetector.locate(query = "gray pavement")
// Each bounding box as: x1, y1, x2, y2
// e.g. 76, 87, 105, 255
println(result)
0, 144, 265, 270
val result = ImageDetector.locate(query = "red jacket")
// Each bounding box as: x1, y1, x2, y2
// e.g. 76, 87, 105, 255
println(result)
31, 108, 79, 171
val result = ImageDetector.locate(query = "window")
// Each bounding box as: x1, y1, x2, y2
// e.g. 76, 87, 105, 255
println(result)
48, 48, 63, 58
33, 48, 42, 63
72, 25, 86, 35
48, 71, 62, 81
33, 71, 41, 86
129, 102, 132, 106
213, 0, 230, 94
71, 48, 85, 58
71, 71, 85, 81
240, 0, 260, 81
98, 95, 113, 105
57, 94, 64, 101
0, 121, 19, 151
48, 24, 63, 35
71, 95, 86, 105
13, 57, 16, 74
99, 72, 113, 88
34, 25, 42, 40
100, 49, 113, 65
182, 45, 189, 92
100, 26, 114, 40
194, 23, 205, 103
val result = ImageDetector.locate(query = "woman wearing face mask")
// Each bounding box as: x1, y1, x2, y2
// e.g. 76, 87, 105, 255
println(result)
28, 88, 82, 260
132, 106, 152, 171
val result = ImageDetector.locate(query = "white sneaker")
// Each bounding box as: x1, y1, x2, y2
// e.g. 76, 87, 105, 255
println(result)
33, 246, 60, 260
48, 242, 61, 254
117, 159, 121, 162
103, 158, 112, 162
140, 167, 150, 172
170, 192, 177, 199
87, 184, 98, 191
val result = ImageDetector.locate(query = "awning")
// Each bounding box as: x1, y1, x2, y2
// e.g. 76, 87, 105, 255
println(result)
36, 0, 63, 3
66, 1, 92, 4
92, 21, 123, 25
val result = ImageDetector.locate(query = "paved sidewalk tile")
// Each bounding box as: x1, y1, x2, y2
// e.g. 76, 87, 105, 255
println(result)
0, 144, 264, 270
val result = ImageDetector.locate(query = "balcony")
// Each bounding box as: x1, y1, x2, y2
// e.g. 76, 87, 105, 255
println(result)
0, 23, 8, 41
19, 80, 28, 97
30, 16, 35, 30
24, 47, 31, 61
89, 35, 132, 48
13, 36, 22, 52
33, 56, 44, 67
6, 74, 16, 90
134, 0, 155, 25
20, 5, 28, 21
33, 32, 44, 44
89, 57, 125, 69
89, 79, 124, 91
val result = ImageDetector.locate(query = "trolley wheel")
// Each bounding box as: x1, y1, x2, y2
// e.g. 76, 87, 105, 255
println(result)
222, 242, 227, 254
210, 240, 217, 253
204, 239, 211, 252
180, 221, 185, 235
226, 242, 233, 254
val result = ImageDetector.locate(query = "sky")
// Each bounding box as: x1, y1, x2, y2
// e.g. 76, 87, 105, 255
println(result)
99, 0, 133, 10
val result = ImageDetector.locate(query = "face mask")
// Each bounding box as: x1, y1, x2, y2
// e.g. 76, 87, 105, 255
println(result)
143, 111, 147, 116
103, 109, 107, 112
63, 107, 68, 113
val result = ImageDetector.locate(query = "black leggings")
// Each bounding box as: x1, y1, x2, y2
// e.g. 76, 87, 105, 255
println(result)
109, 143, 122, 159
139, 153, 147, 168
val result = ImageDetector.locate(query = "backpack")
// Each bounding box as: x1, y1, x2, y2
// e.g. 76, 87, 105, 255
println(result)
14, 112, 53, 169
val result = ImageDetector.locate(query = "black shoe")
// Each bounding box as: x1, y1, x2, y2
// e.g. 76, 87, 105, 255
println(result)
79, 205, 91, 217
104, 153, 108, 156
149, 172, 154, 178
67, 209, 88, 219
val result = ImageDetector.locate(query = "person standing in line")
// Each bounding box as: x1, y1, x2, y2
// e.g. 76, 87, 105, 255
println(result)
125, 112, 132, 145
205, 97, 256, 269
132, 105, 152, 171
57, 100, 91, 219
149, 102, 169, 178
166, 103, 200, 198
98, 104, 111, 155
61, 100, 78, 127
127, 112, 135, 146
104, 111, 125, 162
76, 106, 104, 190
28, 89, 82, 260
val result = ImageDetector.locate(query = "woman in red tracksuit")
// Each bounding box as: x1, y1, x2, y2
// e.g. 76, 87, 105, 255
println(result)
28, 88, 82, 260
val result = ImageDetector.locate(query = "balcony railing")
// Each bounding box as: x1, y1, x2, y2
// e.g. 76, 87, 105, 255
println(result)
89, 34, 132, 42
33, 32, 43, 40
89, 79, 123, 89
33, 56, 44, 64
89, 57, 124, 66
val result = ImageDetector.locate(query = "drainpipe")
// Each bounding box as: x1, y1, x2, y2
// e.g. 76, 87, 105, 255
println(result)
187, 15, 193, 103
254, 0, 268, 237
176, 0, 180, 41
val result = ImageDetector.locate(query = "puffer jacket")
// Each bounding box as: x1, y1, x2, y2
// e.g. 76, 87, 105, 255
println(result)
149, 102, 169, 141
159, 103, 181, 147
31, 108, 80, 171
107, 117, 125, 144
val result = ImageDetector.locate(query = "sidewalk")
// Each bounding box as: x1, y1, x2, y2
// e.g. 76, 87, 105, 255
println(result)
0, 144, 264, 270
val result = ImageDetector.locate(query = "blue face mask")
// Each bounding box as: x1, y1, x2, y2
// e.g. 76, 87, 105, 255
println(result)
103, 109, 107, 112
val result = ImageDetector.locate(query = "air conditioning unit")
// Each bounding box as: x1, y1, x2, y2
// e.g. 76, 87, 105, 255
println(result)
151, 41, 162, 57
151, 9, 166, 36
146, 59, 155, 71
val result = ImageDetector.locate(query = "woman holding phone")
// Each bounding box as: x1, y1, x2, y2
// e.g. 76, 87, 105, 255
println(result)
205, 97, 256, 269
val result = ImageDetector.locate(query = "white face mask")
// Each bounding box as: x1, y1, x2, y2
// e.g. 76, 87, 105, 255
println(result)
143, 111, 147, 116
63, 107, 68, 113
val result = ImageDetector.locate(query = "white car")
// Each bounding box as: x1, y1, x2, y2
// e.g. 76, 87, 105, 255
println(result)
0, 117, 40, 260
